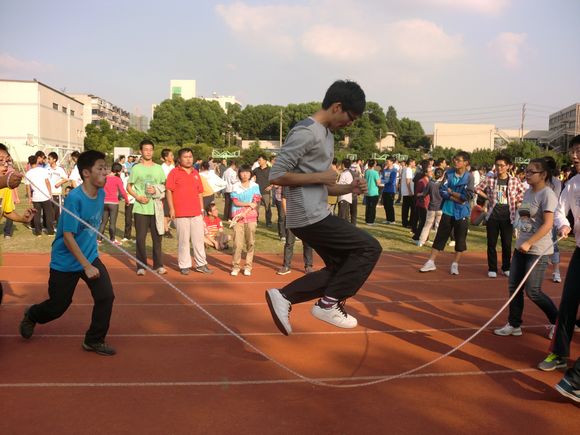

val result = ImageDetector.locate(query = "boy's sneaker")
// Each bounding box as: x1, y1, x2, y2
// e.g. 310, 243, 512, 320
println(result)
538, 353, 567, 371
230, 268, 240, 276
156, 267, 167, 275
450, 262, 459, 275
82, 341, 116, 356
420, 260, 436, 272
488, 271, 497, 278
180, 268, 190, 275
552, 272, 561, 283
112, 239, 122, 246
554, 378, 580, 403
304, 266, 314, 274
243, 268, 251, 276
276, 266, 291, 275
19, 307, 36, 339
493, 323, 522, 336
195, 265, 213, 274
136, 268, 145, 276
502, 270, 510, 278
416, 241, 423, 247
448, 240, 456, 247
265, 289, 292, 335
311, 301, 357, 329
121, 238, 130, 242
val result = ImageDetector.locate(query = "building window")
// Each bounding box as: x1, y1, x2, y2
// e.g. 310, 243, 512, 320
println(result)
62, 106, 68, 114
92, 109, 99, 114
52, 103, 58, 110
70, 110, 75, 116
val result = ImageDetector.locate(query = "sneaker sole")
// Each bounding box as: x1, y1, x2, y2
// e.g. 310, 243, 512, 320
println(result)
82, 342, 116, 356
494, 330, 523, 337
276, 271, 291, 275
555, 383, 580, 403
265, 291, 290, 336
419, 268, 436, 273
539, 362, 567, 372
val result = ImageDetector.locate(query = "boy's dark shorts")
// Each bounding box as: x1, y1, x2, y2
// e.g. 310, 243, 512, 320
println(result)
432, 214, 468, 252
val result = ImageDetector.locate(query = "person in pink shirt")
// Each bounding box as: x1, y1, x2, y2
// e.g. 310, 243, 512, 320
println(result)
98, 162, 129, 245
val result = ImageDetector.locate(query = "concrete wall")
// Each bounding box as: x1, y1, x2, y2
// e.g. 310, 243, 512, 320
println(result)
433, 123, 495, 152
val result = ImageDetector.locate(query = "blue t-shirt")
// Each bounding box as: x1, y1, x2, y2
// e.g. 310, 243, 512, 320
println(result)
365, 169, 380, 196
381, 168, 398, 194
50, 186, 104, 272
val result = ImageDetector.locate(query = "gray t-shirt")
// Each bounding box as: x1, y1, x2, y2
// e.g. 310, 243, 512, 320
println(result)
269, 117, 333, 229
515, 186, 558, 255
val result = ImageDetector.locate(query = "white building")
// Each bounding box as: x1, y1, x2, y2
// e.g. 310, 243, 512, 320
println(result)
201, 93, 241, 112
547, 103, 580, 151
69, 93, 130, 132
0, 79, 85, 162
170, 80, 196, 100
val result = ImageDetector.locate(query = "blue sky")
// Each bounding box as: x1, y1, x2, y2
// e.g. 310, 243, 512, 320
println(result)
1, 0, 579, 133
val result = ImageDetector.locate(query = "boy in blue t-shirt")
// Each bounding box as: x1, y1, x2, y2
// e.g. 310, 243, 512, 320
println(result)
19, 150, 117, 356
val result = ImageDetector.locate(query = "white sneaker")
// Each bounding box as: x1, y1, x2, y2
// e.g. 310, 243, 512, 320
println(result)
136, 268, 145, 276
311, 301, 357, 329
502, 270, 510, 278
494, 323, 523, 336
488, 271, 497, 278
448, 240, 456, 247
231, 268, 240, 276
243, 269, 251, 276
265, 289, 292, 335
420, 260, 436, 272
553, 272, 561, 283
450, 262, 459, 275
156, 267, 167, 275
416, 241, 424, 247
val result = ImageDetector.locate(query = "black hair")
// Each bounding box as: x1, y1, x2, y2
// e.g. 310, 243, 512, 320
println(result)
77, 150, 106, 181
543, 156, 558, 176
48, 152, 58, 161
434, 167, 444, 180
454, 151, 470, 162
201, 161, 210, 171
118, 154, 125, 161
495, 154, 511, 165
177, 148, 193, 161
0, 143, 7, 152
228, 160, 237, 166
368, 159, 376, 167
321, 80, 366, 116
528, 158, 551, 182
111, 162, 123, 176
28, 155, 36, 166
35, 151, 46, 158
139, 139, 155, 150
238, 164, 252, 178
71, 151, 80, 159
332, 157, 338, 165
258, 154, 268, 161
161, 148, 172, 159
569, 134, 580, 148
420, 160, 430, 173
342, 158, 351, 168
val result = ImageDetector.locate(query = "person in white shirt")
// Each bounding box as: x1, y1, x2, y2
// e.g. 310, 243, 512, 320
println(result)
46, 152, 69, 226
401, 158, 416, 228
25, 155, 54, 236
160, 148, 176, 236
222, 160, 239, 221
337, 158, 354, 221
69, 151, 83, 188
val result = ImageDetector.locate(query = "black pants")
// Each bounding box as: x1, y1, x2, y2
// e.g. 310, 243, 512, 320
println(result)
124, 203, 133, 239
486, 217, 513, 273
433, 214, 468, 252
350, 195, 358, 226
338, 200, 350, 221
224, 192, 233, 221
281, 215, 382, 304
551, 247, 580, 358
27, 258, 115, 343
52, 195, 62, 226
382, 191, 395, 222
260, 192, 272, 226
32, 200, 54, 235
283, 228, 313, 269
401, 195, 414, 227
365, 195, 379, 223
274, 198, 286, 239
3, 218, 13, 237
99, 203, 119, 241
134, 213, 163, 270
413, 207, 427, 240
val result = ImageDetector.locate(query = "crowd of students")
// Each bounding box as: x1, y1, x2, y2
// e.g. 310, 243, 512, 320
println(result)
0, 81, 578, 402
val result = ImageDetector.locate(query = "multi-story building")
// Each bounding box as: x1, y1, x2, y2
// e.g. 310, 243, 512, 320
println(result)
0, 79, 85, 162
547, 103, 580, 151
130, 114, 149, 132
170, 80, 196, 100
69, 93, 130, 132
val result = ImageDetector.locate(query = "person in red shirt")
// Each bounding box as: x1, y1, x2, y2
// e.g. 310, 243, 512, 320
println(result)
204, 202, 231, 250
166, 148, 213, 275
98, 162, 129, 245
412, 161, 431, 242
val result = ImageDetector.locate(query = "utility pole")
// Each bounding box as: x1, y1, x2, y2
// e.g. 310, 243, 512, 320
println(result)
279, 109, 283, 146
520, 103, 526, 142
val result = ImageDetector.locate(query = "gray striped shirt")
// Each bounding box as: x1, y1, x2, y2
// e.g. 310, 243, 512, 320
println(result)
269, 117, 333, 229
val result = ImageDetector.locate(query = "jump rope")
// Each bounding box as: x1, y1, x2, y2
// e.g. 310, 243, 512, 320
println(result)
9, 148, 564, 389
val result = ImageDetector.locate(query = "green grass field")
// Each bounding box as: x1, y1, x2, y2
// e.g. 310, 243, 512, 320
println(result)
2, 185, 576, 256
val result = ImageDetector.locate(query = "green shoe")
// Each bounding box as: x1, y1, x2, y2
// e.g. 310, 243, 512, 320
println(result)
537, 353, 567, 371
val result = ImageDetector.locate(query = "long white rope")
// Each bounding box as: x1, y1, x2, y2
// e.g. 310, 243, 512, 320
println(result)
8, 151, 562, 388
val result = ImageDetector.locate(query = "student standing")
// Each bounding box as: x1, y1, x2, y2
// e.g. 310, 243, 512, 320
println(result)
381, 157, 398, 224
19, 150, 117, 356
98, 162, 129, 245
222, 160, 238, 221
412, 162, 431, 242
127, 140, 167, 276
46, 152, 69, 226
364, 159, 380, 225
337, 158, 353, 222
25, 155, 54, 236
265, 80, 382, 335
252, 155, 273, 227
493, 158, 559, 338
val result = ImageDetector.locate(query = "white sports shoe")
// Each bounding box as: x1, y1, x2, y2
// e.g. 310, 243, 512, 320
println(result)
553, 272, 561, 283
420, 260, 436, 272
265, 289, 292, 335
488, 271, 497, 278
231, 268, 240, 276
450, 262, 459, 275
494, 323, 523, 336
243, 269, 251, 276
311, 301, 357, 329
502, 270, 510, 278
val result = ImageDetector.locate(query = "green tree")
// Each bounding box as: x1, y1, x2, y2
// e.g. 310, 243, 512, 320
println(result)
238, 104, 282, 140
385, 106, 401, 137
84, 120, 117, 155
399, 117, 426, 148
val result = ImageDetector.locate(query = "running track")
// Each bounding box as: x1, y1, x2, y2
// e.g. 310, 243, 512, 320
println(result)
0, 251, 578, 434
